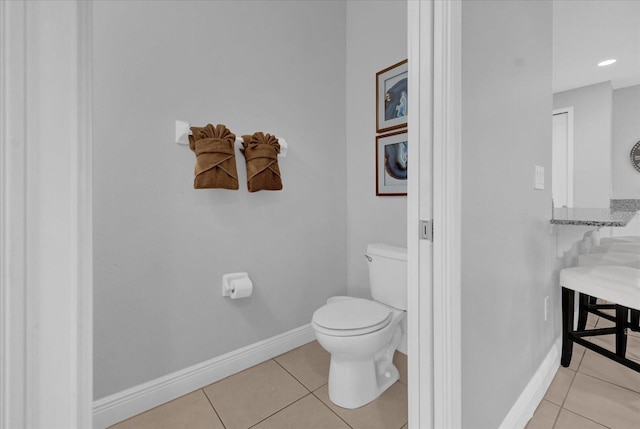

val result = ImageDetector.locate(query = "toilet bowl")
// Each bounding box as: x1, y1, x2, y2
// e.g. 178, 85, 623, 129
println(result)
312, 296, 404, 409
311, 243, 407, 409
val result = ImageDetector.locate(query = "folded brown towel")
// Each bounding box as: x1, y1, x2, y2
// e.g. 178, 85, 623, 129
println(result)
240, 132, 283, 192
189, 124, 239, 190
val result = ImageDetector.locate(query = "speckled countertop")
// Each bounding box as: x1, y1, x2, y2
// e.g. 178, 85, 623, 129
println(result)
551, 207, 638, 227
610, 199, 640, 211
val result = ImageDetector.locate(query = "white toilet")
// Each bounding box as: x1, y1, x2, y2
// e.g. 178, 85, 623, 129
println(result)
311, 243, 407, 409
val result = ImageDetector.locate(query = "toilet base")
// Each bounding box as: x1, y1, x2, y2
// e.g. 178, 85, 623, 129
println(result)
326, 326, 402, 409
328, 357, 399, 409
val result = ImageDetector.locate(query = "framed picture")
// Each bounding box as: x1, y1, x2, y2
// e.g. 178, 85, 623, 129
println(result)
376, 59, 408, 133
376, 130, 408, 196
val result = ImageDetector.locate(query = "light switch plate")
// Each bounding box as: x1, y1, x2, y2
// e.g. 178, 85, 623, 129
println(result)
534, 165, 544, 190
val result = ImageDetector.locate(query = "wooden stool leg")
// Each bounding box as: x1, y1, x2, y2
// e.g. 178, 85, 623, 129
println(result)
561, 287, 575, 367
616, 305, 628, 358
577, 293, 590, 330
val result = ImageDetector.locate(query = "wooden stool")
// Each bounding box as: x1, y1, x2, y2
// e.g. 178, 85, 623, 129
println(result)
560, 266, 640, 371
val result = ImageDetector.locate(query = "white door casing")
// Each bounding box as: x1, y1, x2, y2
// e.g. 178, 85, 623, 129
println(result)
0, 1, 93, 428
407, 1, 462, 428
552, 107, 574, 208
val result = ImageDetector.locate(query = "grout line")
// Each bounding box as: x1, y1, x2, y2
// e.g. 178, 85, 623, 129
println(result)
310, 385, 354, 429
247, 393, 312, 429
576, 355, 640, 395
555, 407, 614, 429
543, 399, 561, 429
201, 388, 227, 429
572, 344, 586, 370
559, 367, 578, 409
574, 326, 640, 396
575, 368, 640, 397
271, 357, 313, 393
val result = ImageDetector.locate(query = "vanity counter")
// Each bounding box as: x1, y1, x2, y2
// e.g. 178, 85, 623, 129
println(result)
551, 207, 638, 227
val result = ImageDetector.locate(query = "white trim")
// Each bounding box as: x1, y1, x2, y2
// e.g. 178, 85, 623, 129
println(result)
432, 1, 462, 428
553, 107, 574, 208
93, 324, 316, 429
407, 1, 434, 428
498, 338, 561, 429
1, 2, 93, 427
75, 2, 94, 427
1, 2, 28, 427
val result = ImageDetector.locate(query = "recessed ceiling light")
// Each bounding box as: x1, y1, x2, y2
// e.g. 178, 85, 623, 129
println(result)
598, 59, 617, 67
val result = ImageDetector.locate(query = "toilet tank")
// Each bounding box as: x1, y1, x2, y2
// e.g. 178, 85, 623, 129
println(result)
366, 243, 407, 311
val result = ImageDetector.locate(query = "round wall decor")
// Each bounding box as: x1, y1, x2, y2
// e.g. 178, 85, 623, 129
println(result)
631, 141, 640, 173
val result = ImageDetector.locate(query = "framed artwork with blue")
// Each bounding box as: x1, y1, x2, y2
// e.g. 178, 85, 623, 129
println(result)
376, 130, 408, 196
376, 59, 408, 133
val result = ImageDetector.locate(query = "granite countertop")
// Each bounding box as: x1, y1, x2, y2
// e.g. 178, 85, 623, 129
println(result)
551, 207, 638, 227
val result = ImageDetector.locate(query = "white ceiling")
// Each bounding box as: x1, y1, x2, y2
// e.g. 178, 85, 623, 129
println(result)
553, 0, 640, 93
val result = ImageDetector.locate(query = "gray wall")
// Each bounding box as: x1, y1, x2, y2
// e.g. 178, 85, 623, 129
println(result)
345, 0, 407, 298
461, 1, 557, 427
93, 0, 347, 399
612, 84, 640, 199
553, 82, 613, 208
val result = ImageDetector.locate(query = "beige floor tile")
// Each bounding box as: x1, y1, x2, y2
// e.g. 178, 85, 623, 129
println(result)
579, 336, 640, 394
592, 332, 640, 359
252, 394, 350, 429
586, 312, 598, 328
524, 400, 559, 429
594, 313, 640, 338
109, 390, 223, 429
274, 341, 330, 391
610, 332, 640, 362
314, 382, 408, 429
544, 367, 576, 406
567, 343, 586, 372
553, 409, 607, 429
563, 372, 640, 429
203, 360, 308, 429
595, 316, 614, 329
394, 351, 408, 385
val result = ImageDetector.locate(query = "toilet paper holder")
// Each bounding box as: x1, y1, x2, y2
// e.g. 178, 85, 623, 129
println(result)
222, 272, 251, 297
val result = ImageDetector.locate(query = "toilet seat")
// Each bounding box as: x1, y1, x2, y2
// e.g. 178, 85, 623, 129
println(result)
312, 298, 392, 337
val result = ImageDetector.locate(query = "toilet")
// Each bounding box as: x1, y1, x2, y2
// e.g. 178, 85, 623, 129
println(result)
311, 243, 407, 409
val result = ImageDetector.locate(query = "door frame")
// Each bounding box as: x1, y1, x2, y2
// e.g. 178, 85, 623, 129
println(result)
407, 1, 462, 427
0, 1, 93, 428
552, 107, 574, 208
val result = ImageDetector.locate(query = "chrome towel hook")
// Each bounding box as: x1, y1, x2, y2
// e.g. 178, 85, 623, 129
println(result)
364, 254, 372, 262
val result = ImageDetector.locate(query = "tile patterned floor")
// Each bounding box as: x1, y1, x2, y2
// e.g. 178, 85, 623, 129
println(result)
110, 312, 640, 429
110, 341, 408, 429
526, 312, 640, 429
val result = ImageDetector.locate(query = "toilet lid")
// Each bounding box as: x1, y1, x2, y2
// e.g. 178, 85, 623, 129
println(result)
312, 299, 391, 335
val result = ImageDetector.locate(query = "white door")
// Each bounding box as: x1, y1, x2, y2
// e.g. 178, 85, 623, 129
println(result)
552, 108, 574, 208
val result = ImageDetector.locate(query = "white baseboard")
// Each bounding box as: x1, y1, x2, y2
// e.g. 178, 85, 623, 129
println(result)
498, 337, 561, 429
92, 324, 316, 429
